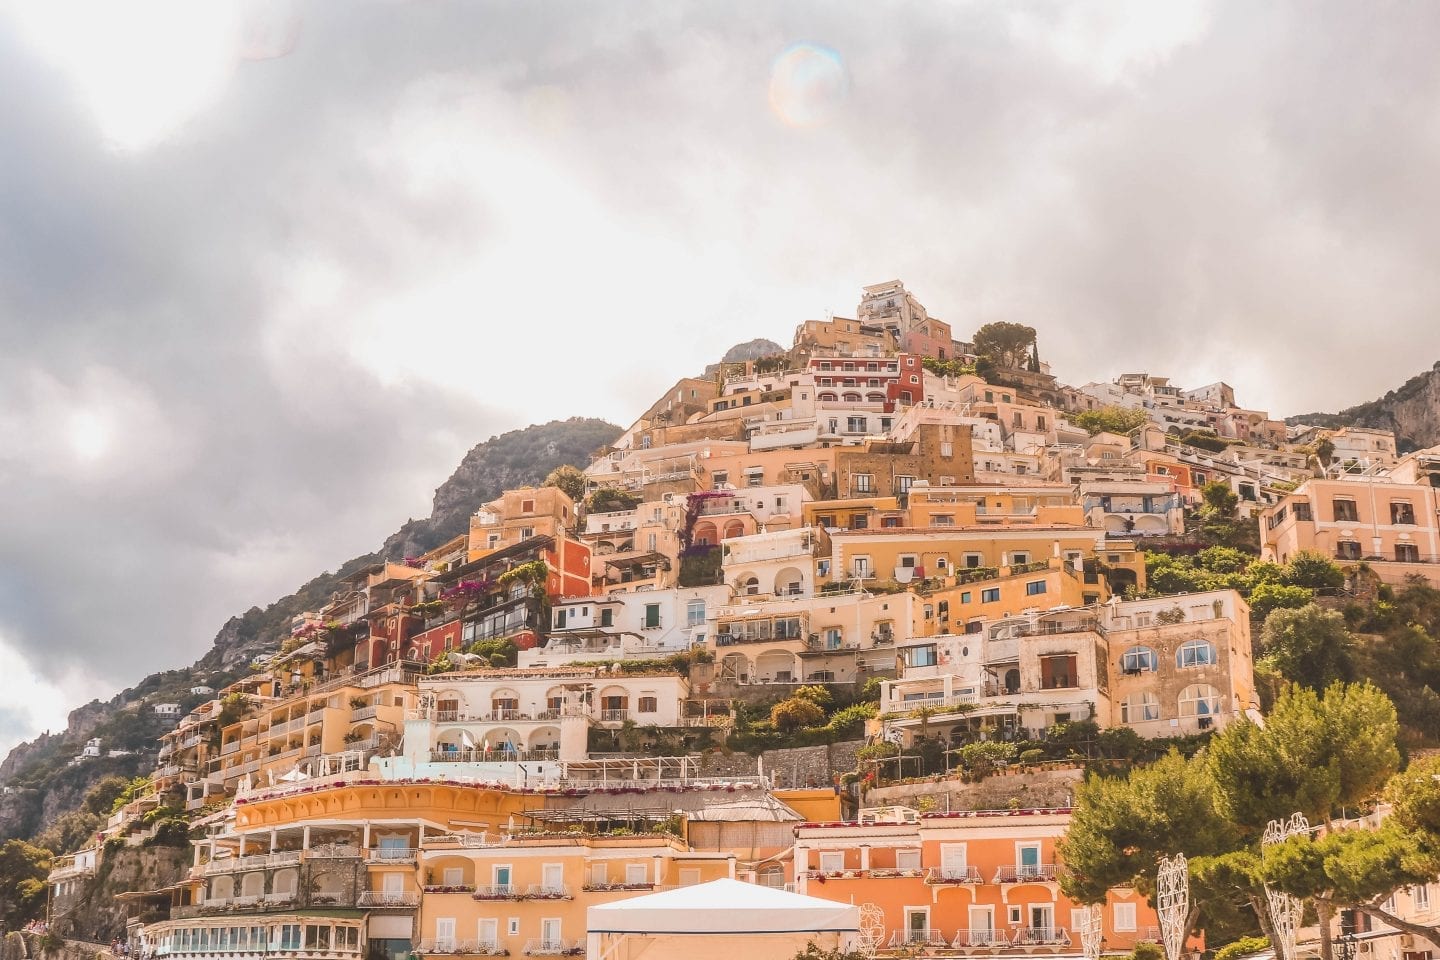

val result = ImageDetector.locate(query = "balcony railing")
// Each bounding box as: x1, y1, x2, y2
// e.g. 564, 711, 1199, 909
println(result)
202, 850, 302, 874
599, 709, 630, 723
357, 891, 419, 908
521, 940, 582, 957
308, 843, 361, 859
952, 929, 1007, 948
416, 942, 508, 956
472, 884, 518, 899
887, 929, 949, 948
924, 866, 982, 884
1014, 927, 1070, 946
351, 705, 379, 722
995, 863, 1058, 883
368, 847, 417, 863
428, 749, 559, 764
524, 884, 572, 899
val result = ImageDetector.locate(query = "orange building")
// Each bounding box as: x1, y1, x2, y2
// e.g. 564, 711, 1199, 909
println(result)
796, 806, 1174, 955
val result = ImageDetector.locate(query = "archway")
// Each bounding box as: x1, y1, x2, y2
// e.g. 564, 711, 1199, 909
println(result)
774, 566, 805, 597
692, 521, 719, 546
754, 650, 797, 684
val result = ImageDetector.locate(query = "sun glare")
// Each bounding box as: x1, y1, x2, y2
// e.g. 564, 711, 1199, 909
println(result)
7, 0, 243, 151
68, 409, 111, 461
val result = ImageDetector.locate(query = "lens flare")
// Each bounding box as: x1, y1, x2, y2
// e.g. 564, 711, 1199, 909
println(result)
768, 43, 848, 127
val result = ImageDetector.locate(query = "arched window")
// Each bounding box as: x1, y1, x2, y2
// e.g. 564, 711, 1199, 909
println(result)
1176, 639, 1217, 668
1120, 692, 1160, 724
1120, 646, 1158, 674
1178, 684, 1222, 717
758, 864, 786, 888
741, 576, 760, 596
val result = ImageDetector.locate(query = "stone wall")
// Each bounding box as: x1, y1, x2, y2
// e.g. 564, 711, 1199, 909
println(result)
694, 740, 864, 789
864, 763, 1084, 813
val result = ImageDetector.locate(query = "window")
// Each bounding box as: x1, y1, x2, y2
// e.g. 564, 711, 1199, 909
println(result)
851, 513, 869, 529
679, 868, 701, 886
931, 514, 954, 526
600, 608, 614, 628
637, 696, 658, 713
643, 604, 661, 629
1121, 646, 1158, 674
1392, 501, 1416, 525
1120, 692, 1161, 723
1025, 580, 1046, 596
847, 416, 867, 433
1008, 906, 1023, 925
1415, 884, 1431, 911
1336, 541, 1362, 561
521, 499, 534, 513
896, 849, 921, 871
1333, 498, 1359, 522
1294, 501, 1313, 521
1398, 543, 1421, 563
854, 473, 874, 493
1010, 552, 1029, 565
896, 475, 915, 493
712, 470, 728, 488
1113, 902, 1137, 932
555, 609, 567, 628
1179, 683, 1223, 718
854, 557, 871, 578
981, 588, 1000, 603
1176, 639, 1217, 668
1040, 654, 1077, 689
818, 852, 845, 874
625, 864, 648, 885
686, 599, 705, 626
964, 554, 984, 568
940, 441, 953, 457
520, 526, 534, 539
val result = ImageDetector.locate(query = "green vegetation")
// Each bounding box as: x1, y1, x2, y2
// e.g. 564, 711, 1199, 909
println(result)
0, 839, 52, 927
586, 487, 642, 514
1073, 405, 1150, 436
921, 356, 976, 378
971, 321, 1038, 369
542, 464, 586, 502
1061, 681, 1412, 953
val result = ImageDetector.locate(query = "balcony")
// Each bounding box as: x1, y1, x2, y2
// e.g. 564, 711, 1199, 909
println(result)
203, 850, 302, 874
357, 891, 419, 908
309, 843, 361, 859
472, 884, 519, 900
417, 942, 508, 956
524, 884, 572, 900
599, 709, 630, 723
951, 929, 1006, 948
924, 866, 982, 884
351, 705, 379, 722
521, 940, 582, 957
368, 847, 417, 864
887, 929, 949, 948
428, 748, 559, 764
995, 863, 1058, 883
1014, 927, 1070, 946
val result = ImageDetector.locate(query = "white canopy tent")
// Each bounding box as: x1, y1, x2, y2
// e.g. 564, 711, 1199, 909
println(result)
587, 878, 859, 959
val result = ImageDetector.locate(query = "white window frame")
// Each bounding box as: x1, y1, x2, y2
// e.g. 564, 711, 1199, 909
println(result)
818, 851, 845, 874
1113, 901, 1137, 932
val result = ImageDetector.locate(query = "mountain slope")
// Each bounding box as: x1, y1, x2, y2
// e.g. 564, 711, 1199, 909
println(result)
0, 417, 621, 842
1288, 361, 1440, 452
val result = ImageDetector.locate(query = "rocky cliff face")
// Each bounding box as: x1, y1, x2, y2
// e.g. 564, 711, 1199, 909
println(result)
1290, 360, 1440, 451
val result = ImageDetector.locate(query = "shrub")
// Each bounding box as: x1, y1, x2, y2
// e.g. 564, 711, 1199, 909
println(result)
1019, 749, 1045, 765
957, 741, 1015, 776
770, 697, 826, 732
1213, 937, 1271, 960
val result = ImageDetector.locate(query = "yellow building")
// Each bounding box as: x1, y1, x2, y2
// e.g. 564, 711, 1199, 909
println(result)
213, 664, 421, 791
913, 560, 1109, 639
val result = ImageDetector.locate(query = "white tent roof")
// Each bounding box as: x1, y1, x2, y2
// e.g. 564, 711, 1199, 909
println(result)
587, 878, 859, 935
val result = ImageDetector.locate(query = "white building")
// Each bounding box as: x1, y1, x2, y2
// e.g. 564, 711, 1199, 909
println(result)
520, 585, 731, 667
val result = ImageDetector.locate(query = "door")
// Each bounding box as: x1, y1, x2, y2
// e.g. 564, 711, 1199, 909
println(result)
477, 919, 498, 950
540, 919, 561, 950
906, 909, 929, 944
493, 865, 512, 891
382, 873, 404, 897
434, 918, 455, 952
1019, 844, 1041, 878
941, 844, 968, 881
542, 863, 564, 894
968, 906, 994, 946
1029, 904, 1053, 941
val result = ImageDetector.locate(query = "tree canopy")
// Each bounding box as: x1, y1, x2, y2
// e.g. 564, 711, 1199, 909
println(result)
1073, 405, 1150, 436
971, 321, 1038, 369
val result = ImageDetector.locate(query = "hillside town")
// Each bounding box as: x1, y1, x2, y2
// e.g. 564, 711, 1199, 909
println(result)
15, 281, 1440, 960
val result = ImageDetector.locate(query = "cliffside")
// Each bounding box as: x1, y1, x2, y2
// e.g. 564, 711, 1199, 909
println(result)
0, 417, 621, 841
1289, 360, 1440, 452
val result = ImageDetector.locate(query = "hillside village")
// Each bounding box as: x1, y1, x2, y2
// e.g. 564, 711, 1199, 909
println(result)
9, 280, 1440, 960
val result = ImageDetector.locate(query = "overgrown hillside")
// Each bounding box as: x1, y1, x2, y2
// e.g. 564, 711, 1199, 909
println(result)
0, 417, 621, 844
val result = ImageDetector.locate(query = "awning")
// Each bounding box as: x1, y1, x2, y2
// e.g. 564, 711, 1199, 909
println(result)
588, 878, 858, 935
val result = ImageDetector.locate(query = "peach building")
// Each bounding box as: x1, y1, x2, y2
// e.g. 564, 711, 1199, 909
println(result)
1259, 476, 1440, 583
795, 806, 1172, 955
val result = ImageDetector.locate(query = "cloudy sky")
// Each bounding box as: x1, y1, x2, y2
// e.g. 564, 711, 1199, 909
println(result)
2, 0, 1439, 759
